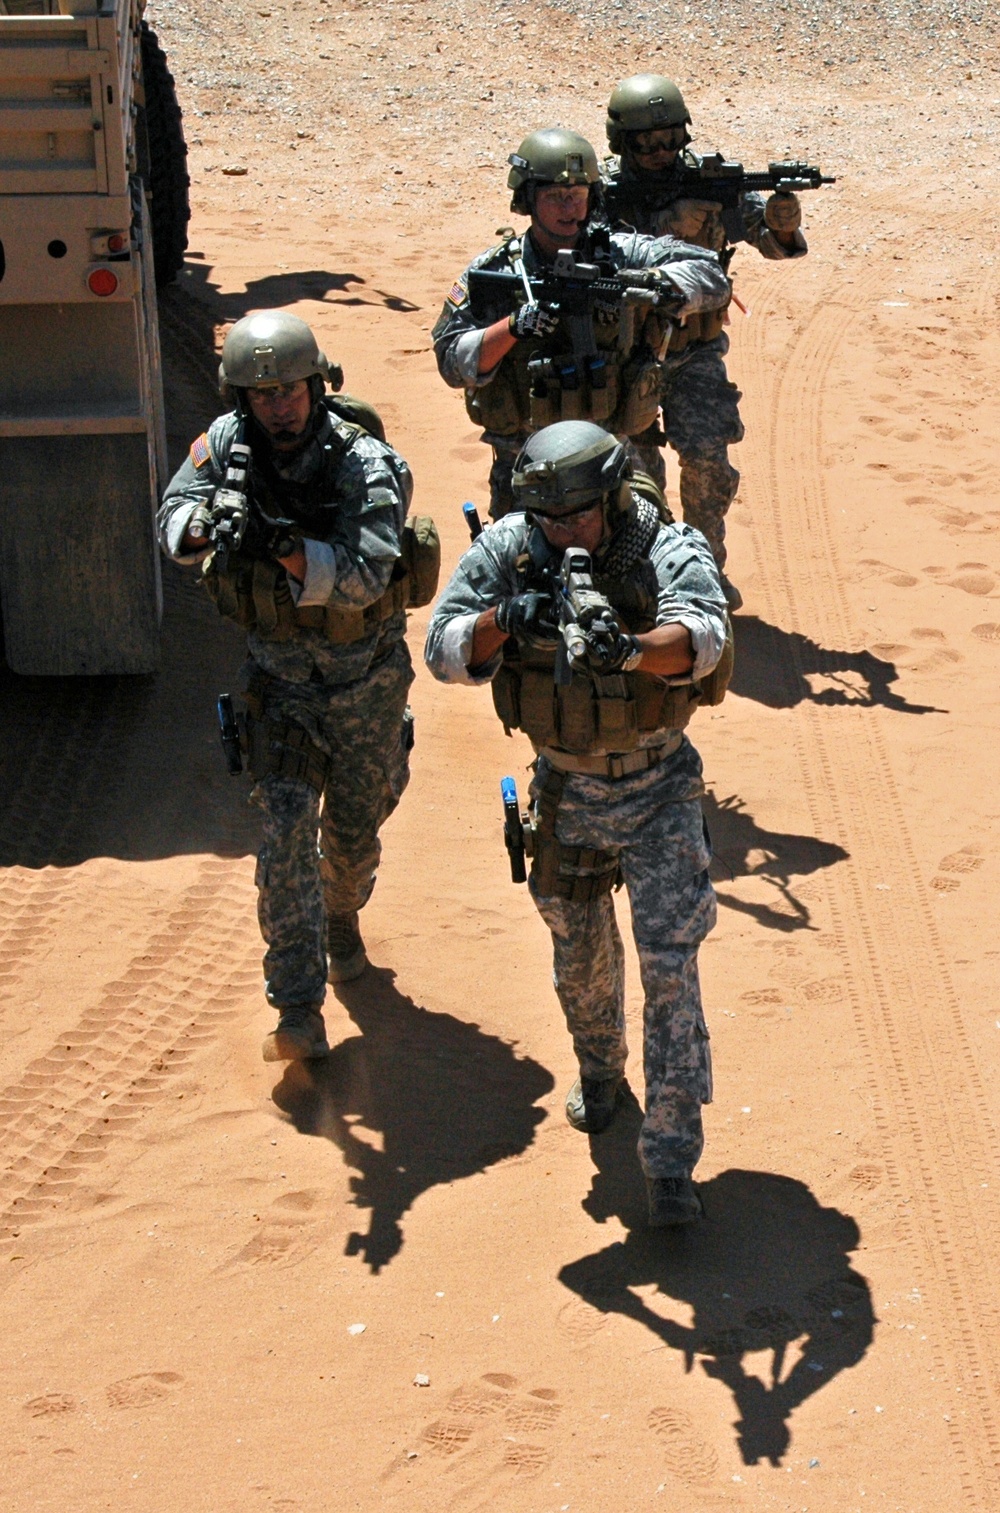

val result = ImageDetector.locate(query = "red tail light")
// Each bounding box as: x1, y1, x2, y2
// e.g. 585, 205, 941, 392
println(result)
87, 267, 118, 296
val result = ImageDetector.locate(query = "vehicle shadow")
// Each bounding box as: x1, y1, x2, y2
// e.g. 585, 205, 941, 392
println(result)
559, 1090, 874, 1466
705, 790, 849, 933
731, 614, 943, 715
271, 966, 554, 1273
0, 564, 259, 867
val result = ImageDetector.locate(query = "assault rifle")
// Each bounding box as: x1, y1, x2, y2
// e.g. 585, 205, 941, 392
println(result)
206, 432, 300, 574
554, 547, 621, 685
657, 155, 835, 209
207, 440, 252, 577
467, 249, 684, 382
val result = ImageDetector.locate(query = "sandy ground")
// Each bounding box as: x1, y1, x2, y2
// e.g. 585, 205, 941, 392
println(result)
2, 2, 1000, 1509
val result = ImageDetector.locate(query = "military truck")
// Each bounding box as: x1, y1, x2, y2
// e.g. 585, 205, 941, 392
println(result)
0, 0, 189, 674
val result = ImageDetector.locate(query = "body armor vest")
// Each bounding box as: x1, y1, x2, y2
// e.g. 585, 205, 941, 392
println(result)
490, 535, 710, 753
466, 239, 672, 438
202, 415, 439, 643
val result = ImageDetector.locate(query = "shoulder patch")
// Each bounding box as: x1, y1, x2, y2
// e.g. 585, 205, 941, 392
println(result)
190, 433, 212, 469
446, 277, 469, 308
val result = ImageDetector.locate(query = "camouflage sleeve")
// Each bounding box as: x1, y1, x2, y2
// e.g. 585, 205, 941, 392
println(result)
304, 436, 412, 609
424, 519, 524, 686
736, 191, 808, 260
431, 262, 496, 388
614, 229, 731, 314
156, 412, 236, 562
650, 524, 728, 680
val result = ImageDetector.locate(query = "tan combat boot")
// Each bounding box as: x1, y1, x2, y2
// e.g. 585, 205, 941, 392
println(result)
261, 1005, 330, 1063
326, 911, 367, 984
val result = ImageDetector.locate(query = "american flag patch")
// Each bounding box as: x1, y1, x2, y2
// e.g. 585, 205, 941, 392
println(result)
190, 433, 211, 468
446, 279, 468, 307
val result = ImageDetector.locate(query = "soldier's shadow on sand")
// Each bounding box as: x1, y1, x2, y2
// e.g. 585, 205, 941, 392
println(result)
271, 966, 553, 1272
175, 258, 421, 321
559, 1090, 874, 1467
704, 790, 849, 933
731, 614, 943, 715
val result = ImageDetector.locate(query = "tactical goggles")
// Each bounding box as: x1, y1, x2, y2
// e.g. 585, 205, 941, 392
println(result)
631, 127, 688, 156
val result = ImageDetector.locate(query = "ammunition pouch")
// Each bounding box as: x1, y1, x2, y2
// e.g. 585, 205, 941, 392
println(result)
491, 650, 702, 755
464, 303, 672, 440
529, 767, 621, 902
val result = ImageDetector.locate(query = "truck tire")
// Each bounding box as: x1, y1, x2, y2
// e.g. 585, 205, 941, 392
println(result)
140, 22, 190, 288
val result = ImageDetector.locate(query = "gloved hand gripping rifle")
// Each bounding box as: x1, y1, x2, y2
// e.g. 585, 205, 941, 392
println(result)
207, 439, 252, 577
468, 250, 686, 392
206, 423, 302, 572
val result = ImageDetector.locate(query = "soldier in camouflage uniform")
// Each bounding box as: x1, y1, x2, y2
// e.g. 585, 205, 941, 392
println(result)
425, 421, 728, 1226
158, 311, 419, 1064
432, 127, 731, 521
603, 75, 809, 610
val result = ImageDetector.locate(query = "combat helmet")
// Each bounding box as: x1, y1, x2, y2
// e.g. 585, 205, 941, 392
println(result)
512, 421, 632, 516
606, 74, 692, 155
219, 310, 344, 408
507, 128, 601, 215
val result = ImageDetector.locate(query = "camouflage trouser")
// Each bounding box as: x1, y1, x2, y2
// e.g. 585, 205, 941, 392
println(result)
631, 337, 744, 569
249, 642, 414, 1008
528, 752, 716, 1178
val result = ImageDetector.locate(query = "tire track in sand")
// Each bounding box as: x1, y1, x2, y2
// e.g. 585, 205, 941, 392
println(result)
734, 267, 1000, 1507
0, 675, 157, 1002
0, 858, 257, 1249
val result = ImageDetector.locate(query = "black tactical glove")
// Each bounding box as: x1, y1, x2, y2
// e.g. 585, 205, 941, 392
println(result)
495, 590, 560, 646
509, 302, 560, 340
579, 623, 643, 675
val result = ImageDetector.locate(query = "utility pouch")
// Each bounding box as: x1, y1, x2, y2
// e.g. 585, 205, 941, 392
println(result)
400, 514, 441, 608
697, 611, 735, 706
491, 662, 522, 733
465, 364, 525, 436
245, 712, 331, 794
615, 356, 664, 436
